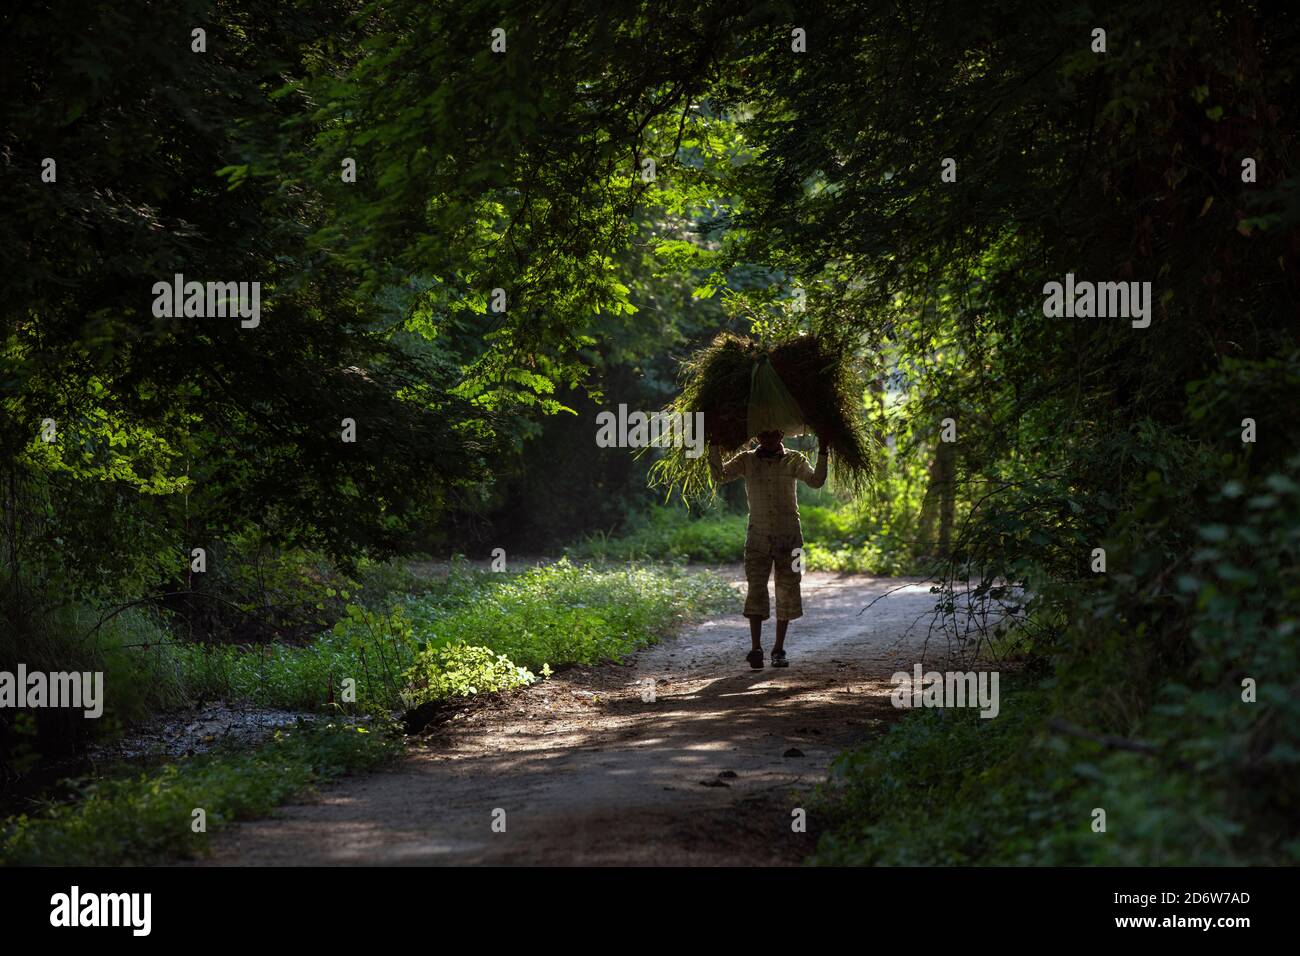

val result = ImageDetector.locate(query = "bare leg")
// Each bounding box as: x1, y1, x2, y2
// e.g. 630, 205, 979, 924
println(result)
748, 615, 763, 651
773, 618, 789, 653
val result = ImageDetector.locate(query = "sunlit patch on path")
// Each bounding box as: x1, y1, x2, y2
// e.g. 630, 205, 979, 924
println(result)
200, 571, 960, 866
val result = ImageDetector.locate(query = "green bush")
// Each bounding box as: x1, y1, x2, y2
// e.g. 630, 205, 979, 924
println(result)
569, 505, 747, 563
403, 643, 538, 706
813, 683, 1069, 866
350, 554, 441, 608
0, 720, 400, 866
816, 669, 1300, 866
814, 369, 1299, 868
568, 500, 921, 574
400, 559, 737, 672
166, 560, 735, 712
1, 601, 188, 770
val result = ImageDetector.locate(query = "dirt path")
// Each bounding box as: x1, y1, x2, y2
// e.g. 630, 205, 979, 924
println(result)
202, 571, 951, 866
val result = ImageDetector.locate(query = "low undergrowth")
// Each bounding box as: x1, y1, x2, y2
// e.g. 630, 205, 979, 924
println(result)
1, 720, 400, 866
1, 559, 735, 865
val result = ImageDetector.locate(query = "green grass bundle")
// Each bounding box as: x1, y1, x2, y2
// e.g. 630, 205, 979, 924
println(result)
649, 332, 876, 500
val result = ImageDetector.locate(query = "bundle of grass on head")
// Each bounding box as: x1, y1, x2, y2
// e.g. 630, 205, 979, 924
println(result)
649, 331, 875, 501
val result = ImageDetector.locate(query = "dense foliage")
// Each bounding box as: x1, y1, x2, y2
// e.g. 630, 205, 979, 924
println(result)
3, 0, 1296, 863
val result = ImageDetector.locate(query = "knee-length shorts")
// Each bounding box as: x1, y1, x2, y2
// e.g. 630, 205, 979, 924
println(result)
743, 532, 804, 621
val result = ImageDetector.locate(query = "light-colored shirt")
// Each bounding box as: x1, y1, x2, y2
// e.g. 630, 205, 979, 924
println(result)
710, 445, 827, 539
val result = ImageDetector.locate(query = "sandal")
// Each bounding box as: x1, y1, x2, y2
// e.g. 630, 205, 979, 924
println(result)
746, 649, 765, 670
771, 649, 789, 668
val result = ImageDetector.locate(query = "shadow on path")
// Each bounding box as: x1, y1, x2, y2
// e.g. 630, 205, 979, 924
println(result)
200, 572, 956, 865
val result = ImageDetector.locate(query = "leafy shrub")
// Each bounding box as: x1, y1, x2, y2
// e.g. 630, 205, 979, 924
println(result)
816, 358, 1300, 866
1, 602, 187, 768
403, 643, 538, 707
166, 560, 735, 713
813, 683, 1069, 866
1, 720, 400, 866
569, 505, 747, 563
350, 555, 440, 608
400, 558, 737, 671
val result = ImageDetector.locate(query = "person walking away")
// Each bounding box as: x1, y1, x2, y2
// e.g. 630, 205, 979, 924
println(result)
709, 429, 828, 669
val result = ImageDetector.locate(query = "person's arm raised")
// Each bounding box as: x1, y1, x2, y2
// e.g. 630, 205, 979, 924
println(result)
710, 444, 745, 484
798, 436, 829, 488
